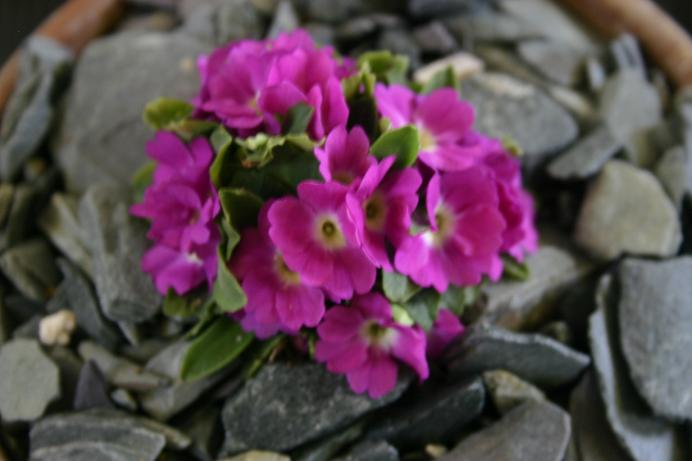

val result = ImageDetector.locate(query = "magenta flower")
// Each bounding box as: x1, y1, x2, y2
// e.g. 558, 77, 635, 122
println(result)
427, 309, 465, 358
196, 30, 350, 140
395, 166, 506, 292
374, 84, 484, 172
141, 233, 219, 296
131, 132, 221, 296
231, 202, 325, 336
268, 181, 376, 301
314, 125, 374, 185
481, 138, 538, 263
346, 156, 422, 270
315, 293, 428, 398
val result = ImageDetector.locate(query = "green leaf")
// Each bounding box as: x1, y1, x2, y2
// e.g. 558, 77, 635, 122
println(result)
501, 136, 524, 157
282, 103, 315, 135
212, 248, 247, 313
143, 98, 194, 130
382, 271, 421, 304
218, 188, 263, 230
391, 304, 415, 326
242, 335, 286, 379
220, 219, 241, 261
421, 65, 459, 94
358, 51, 409, 84
131, 161, 155, 202
173, 119, 218, 141
401, 289, 440, 331
440, 285, 479, 316
370, 126, 420, 168
180, 317, 253, 381
210, 126, 235, 188
502, 255, 530, 281
163, 289, 207, 318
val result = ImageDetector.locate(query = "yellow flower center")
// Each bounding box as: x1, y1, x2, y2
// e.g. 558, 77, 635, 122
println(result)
315, 214, 346, 250
274, 254, 300, 286
419, 126, 437, 151
423, 203, 456, 248
361, 320, 397, 349
364, 193, 386, 232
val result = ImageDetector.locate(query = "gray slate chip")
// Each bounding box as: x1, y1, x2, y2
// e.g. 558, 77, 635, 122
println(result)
0, 339, 60, 423
618, 257, 692, 421
56, 259, 121, 350
599, 70, 662, 167
461, 72, 578, 168
79, 185, 160, 324
334, 440, 399, 461
547, 125, 622, 180
29, 409, 189, 461
517, 39, 584, 87
366, 378, 485, 450
438, 401, 571, 461
0, 37, 73, 181
575, 160, 681, 260
589, 275, 687, 461
0, 238, 60, 302
445, 325, 590, 389
569, 371, 631, 461
482, 369, 545, 415
73, 360, 114, 411
221, 361, 409, 454
52, 31, 207, 192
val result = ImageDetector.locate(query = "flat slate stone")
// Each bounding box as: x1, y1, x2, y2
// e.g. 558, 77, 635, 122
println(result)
334, 440, 399, 461
0, 37, 73, 181
482, 369, 545, 415
0, 339, 60, 423
56, 259, 121, 350
575, 160, 681, 260
547, 125, 622, 180
79, 185, 160, 324
0, 238, 60, 302
221, 361, 409, 454
52, 31, 208, 192
39, 193, 92, 276
655, 145, 688, 210
140, 340, 227, 420
499, 0, 600, 54
589, 275, 687, 461
73, 360, 114, 411
479, 229, 593, 330
618, 257, 692, 421
29, 409, 190, 461
569, 371, 631, 461
445, 325, 590, 389
366, 378, 485, 450
438, 401, 571, 461
461, 72, 578, 168
517, 39, 584, 87
599, 70, 662, 167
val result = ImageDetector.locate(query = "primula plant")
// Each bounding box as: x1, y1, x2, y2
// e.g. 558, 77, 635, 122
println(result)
132, 30, 537, 398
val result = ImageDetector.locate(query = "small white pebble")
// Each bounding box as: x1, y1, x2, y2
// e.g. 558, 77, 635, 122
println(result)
39, 309, 77, 346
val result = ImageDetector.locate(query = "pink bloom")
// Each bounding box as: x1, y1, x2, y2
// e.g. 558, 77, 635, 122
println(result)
374, 84, 484, 172
427, 309, 465, 358
314, 125, 374, 185
481, 138, 538, 263
131, 132, 221, 296
395, 166, 506, 292
315, 293, 429, 398
346, 156, 422, 270
268, 181, 376, 301
141, 233, 219, 296
196, 30, 350, 140
231, 202, 325, 336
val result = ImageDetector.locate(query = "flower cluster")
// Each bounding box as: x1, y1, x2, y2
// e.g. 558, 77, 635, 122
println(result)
133, 30, 537, 398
